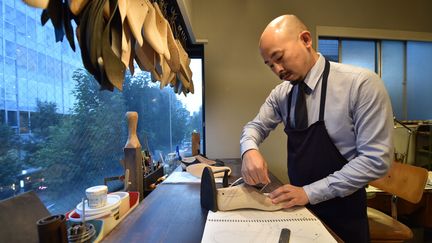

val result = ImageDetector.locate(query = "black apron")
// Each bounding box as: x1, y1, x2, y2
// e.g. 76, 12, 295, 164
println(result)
284, 60, 369, 243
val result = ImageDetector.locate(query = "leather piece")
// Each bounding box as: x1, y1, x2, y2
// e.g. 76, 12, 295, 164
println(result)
217, 184, 283, 212
142, 0, 164, 55
153, 2, 170, 61
134, 38, 156, 72
88, 0, 106, 79
69, 0, 90, 16
47, 0, 64, 42
23, 0, 49, 9
37, 0, 194, 94
39, 0, 76, 50
63, 3, 76, 51
101, 0, 126, 91
126, 0, 148, 47
41, 9, 49, 25
186, 163, 232, 178
77, 1, 96, 76
176, 39, 193, 94
118, 0, 132, 68
165, 23, 180, 73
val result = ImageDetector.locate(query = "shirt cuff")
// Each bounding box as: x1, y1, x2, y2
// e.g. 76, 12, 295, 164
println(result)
240, 140, 259, 158
303, 178, 336, 205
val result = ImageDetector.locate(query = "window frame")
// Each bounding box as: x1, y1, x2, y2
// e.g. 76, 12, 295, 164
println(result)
316, 26, 432, 121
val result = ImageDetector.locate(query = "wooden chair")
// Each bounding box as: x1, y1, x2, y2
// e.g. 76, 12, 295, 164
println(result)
368, 162, 428, 242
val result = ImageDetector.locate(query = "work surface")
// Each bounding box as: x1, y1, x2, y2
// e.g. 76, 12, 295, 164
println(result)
102, 159, 341, 242
102, 159, 244, 242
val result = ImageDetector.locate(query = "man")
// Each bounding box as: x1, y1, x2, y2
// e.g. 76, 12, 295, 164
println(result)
240, 15, 394, 242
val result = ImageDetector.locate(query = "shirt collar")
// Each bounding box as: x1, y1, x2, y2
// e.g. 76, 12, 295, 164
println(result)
303, 53, 325, 93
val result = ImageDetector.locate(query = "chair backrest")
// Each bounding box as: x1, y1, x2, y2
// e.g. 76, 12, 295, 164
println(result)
369, 162, 428, 204
0, 191, 50, 243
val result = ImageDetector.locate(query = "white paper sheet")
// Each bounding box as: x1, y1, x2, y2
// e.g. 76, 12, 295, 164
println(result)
366, 185, 383, 193
202, 207, 337, 243
426, 171, 432, 190
162, 171, 223, 184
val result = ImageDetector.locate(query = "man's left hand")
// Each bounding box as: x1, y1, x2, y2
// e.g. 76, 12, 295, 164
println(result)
268, 184, 309, 208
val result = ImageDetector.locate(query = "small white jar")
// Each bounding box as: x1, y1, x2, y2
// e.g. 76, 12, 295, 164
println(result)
85, 185, 108, 208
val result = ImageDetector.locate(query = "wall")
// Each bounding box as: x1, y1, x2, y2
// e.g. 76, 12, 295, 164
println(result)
189, 0, 432, 182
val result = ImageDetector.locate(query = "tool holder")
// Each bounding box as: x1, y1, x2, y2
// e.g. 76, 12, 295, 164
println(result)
123, 112, 144, 201
143, 165, 165, 196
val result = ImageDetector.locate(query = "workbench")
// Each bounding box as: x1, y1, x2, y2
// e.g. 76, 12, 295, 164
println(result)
102, 159, 342, 242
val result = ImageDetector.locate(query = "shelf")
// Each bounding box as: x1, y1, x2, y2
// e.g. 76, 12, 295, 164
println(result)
415, 124, 432, 170
417, 149, 432, 155
417, 131, 432, 136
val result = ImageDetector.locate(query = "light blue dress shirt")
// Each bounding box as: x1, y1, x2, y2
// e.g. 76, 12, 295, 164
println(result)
240, 54, 394, 205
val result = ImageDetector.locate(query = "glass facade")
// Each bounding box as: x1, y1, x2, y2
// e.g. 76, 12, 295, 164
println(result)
0, 0, 82, 131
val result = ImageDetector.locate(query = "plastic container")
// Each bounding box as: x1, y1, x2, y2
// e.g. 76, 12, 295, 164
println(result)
85, 185, 108, 208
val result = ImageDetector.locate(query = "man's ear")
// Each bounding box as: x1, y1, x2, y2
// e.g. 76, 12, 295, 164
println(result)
299, 31, 312, 48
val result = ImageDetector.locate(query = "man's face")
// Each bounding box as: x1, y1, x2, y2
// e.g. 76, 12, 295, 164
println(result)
259, 31, 310, 83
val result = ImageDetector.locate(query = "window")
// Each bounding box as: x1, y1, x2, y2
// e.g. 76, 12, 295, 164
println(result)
0, 0, 204, 216
318, 37, 432, 121
341, 39, 376, 72
19, 111, 29, 133
317, 38, 338, 62
406, 41, 432, 120
7, 110, 17, 127
381, 40, 404, 119
0, 110, 4, 124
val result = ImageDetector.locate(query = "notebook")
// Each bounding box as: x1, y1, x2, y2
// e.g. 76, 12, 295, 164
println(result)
201, 207, 337, 243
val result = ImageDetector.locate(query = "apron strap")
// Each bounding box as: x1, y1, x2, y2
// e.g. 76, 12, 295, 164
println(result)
319, 60, 331, 121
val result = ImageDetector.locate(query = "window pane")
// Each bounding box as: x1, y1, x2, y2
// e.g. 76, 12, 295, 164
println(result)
318, 38, 339, 62
5, 5, 15, 22
19, 111, 29, 133
406, 41, 432, 120
0, 110, 4, 124
5, 40, 16, 58
381, 40, 404, 119
0, 1, 204, 216
7, 110, 17, 126
341, 39, 376, 72
178, 58, 204, 155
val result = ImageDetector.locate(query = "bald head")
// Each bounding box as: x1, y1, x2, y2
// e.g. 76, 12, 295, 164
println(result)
258, 15, 318, 83
260, 15, 308, 46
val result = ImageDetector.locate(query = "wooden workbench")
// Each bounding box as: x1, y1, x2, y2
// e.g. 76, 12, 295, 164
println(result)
102, 159, 341, 242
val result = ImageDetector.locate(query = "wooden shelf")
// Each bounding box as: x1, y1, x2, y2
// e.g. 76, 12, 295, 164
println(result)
417, 149, 432, 155
415, 124, 432, 170
417, 131, 431, 136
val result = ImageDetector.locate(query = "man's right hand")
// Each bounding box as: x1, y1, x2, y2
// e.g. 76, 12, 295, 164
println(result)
241, 149, 271, 185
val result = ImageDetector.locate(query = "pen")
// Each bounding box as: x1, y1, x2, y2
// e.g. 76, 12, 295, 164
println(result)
279, 228, 290, 243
